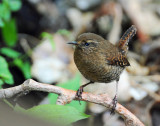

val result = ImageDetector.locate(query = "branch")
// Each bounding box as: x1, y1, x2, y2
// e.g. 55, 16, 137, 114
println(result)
0, 79, 144, 126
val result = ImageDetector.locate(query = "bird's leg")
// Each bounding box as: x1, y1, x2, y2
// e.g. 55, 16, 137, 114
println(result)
110, 81, 118, 115
76, 81, 93, 104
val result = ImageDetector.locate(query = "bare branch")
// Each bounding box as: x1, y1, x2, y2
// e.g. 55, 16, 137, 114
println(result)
0, 79, 144, 126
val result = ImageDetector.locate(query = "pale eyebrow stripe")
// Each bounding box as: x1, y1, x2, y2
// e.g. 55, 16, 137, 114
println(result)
87, 39, 98, 43
87, 39, 93, 41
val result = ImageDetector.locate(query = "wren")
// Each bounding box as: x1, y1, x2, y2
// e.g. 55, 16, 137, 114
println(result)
68, 25, 137, 113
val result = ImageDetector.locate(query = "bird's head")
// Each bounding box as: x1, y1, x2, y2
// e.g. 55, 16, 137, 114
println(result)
68, 33, 105, 53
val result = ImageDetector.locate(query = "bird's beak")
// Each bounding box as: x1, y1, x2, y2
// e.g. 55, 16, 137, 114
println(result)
67, 41, 78, 45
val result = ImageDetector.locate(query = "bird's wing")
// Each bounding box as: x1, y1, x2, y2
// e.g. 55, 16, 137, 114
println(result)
106, 54, 130, 67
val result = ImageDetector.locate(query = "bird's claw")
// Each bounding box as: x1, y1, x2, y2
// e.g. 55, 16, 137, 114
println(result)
76, 86, 83, 105
110, 95, 117, 115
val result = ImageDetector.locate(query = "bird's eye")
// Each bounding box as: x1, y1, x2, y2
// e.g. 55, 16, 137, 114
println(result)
85, 42, 90, 46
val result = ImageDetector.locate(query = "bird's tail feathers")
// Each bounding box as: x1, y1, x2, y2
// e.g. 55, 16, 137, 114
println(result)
118, 25, 137, 55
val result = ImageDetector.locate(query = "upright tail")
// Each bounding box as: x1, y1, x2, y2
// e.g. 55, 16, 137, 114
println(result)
118, 25, 137, 55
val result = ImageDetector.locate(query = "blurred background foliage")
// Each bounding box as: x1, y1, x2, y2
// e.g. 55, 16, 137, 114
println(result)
1, 0, 160, 126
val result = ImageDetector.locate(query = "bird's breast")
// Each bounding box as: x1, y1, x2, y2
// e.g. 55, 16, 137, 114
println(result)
74, 50, 124, 83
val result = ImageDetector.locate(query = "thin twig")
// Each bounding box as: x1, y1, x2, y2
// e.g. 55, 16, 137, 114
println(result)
0, 79, 144, 126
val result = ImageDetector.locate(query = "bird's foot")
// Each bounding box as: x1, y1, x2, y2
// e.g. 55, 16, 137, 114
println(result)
76, 86, 83, 105
110, 95, 117, 115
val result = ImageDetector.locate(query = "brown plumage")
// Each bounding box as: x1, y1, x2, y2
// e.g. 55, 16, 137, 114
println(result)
118, 25, 137, 56
68, 25, 137, 113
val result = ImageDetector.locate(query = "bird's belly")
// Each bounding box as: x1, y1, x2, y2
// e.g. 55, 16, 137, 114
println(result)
76, 61, 124, 83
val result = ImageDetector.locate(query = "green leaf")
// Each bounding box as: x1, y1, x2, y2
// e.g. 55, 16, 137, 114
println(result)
48, 73, 87, 113
48, 93, 58, 104
66, 100, 86, 113
59, 73, 81, 90
57, 29, 71, 36
0, 1, 11, 21
3, 99, 14, 109
0, 18, 4, 27
13, 59, 31, 79
26, 104, 89, 125
8, 0, 22, 11
22, 61, 31, 79
14, 104, 26, 113
0, 47, 21, 58
0, 79, 4, 87
0, 56, 14, 85
13, 58, 22, 67
2, 18, 18, 47
48, 74, 81, 104
0, 4, 4, 18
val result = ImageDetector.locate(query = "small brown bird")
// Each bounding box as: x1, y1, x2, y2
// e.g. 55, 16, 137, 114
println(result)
68, 25, 137, 113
